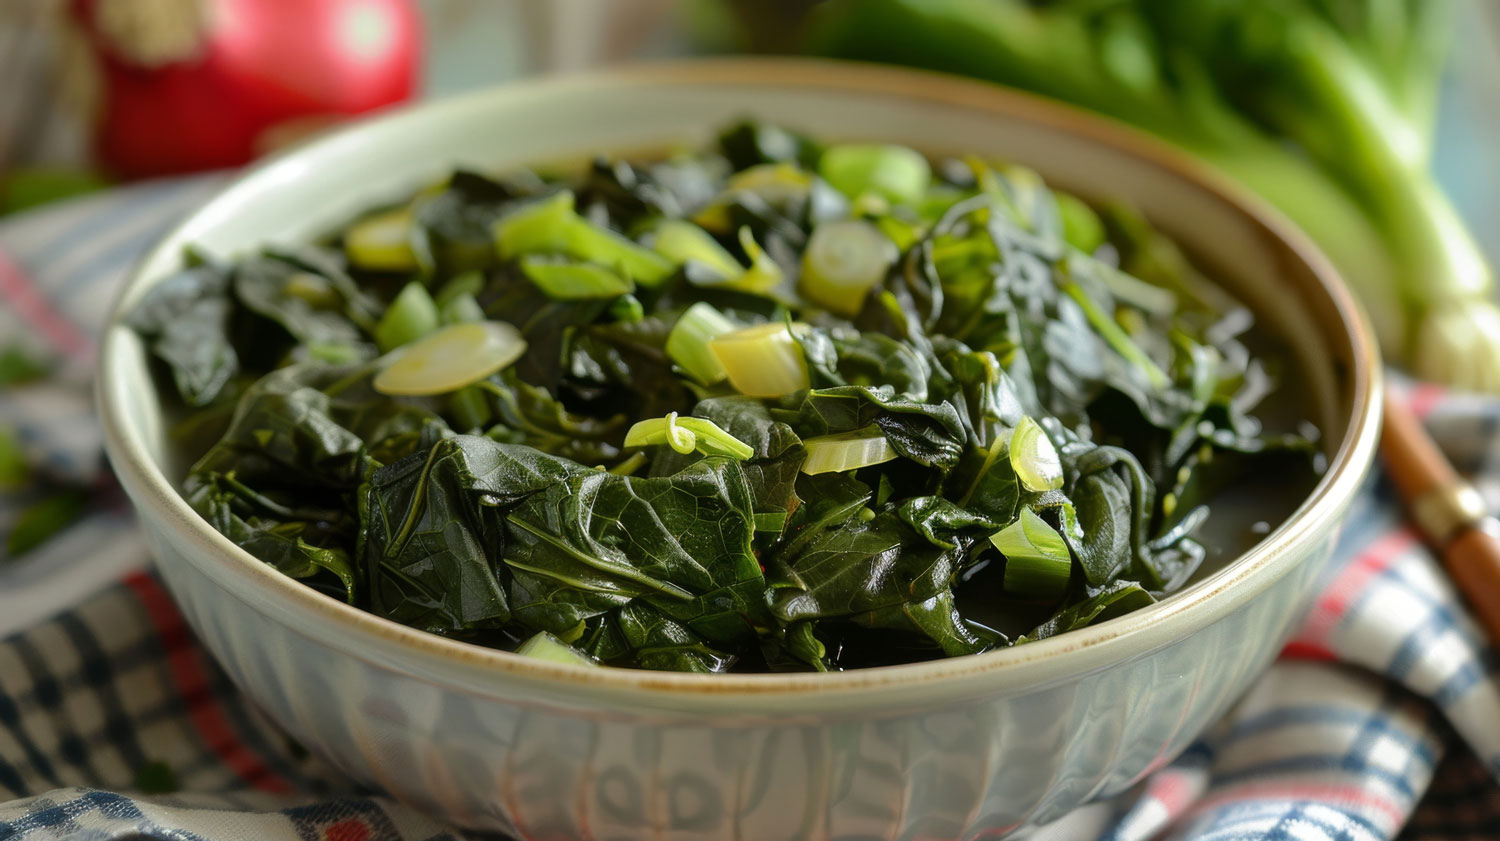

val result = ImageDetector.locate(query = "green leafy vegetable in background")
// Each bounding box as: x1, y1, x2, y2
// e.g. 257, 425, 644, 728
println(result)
132, 121, 1318, 672
802, 0, 1500, 391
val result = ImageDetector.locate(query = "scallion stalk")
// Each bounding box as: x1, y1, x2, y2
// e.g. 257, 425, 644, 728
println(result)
708, 321, 811, 397
801, 426, 899, 474
800, 219, 897, 316
666, 302, 737, 385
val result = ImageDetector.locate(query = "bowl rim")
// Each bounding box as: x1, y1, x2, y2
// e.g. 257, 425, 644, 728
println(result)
97, 57, 1381, 699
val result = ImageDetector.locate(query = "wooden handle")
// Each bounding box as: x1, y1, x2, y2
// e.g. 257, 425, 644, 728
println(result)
1380, 391, 1456, 500
1444, 525, 1500, 644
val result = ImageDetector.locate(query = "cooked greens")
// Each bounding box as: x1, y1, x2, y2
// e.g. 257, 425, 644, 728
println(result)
132, 121, 1319, 672
801, 0, 1500, 392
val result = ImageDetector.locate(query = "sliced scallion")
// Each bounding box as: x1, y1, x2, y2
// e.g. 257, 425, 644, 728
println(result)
282, 272, 340, 309
1056, 192, 1105, 254
729, 227, 783, 294
819, 144, 931, 204
666, 302, 737, 385
1010, 416, 1063, 492
373, 321, 527, 396
651, 220, 743, 280
439, 292, 485, 325
708, 321, 810, 397
694, 163, 813, 233
800, 219, 897, 316
515, 631, 597, 667
993, 507, 1073, 600
519, 256, 632, 299
801, 426, 898, 475
494, 191, 674, 286
609, 294, 644, 323
623, 412, 754, 460
345, 207, 417, 271
434, 271, 484, 309
374, 281, 440, 351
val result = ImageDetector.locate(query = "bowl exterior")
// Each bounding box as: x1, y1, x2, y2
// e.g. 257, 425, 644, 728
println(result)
98, 60, 1380, 840
136, 503, 1334, 837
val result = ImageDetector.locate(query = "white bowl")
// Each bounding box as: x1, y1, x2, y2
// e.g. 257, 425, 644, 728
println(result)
99, 59, 1381, 838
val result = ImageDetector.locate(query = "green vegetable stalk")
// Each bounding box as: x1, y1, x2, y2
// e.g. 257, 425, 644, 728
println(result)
803, 0, 1500, 390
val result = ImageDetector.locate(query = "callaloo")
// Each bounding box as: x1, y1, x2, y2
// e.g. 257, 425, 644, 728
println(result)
131, 120, 1319, 672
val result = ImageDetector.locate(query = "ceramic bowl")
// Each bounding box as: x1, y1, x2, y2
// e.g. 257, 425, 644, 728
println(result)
98, 59, 1381, 839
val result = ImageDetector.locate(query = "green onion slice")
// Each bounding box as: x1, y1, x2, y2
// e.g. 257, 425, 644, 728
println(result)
801, 426, 898, 475
1010, 416, 1064, 492
373, 321, 527, 396
666, 302, 736, 385
819, 144, 931, 204
374, 281, 440, 352
439, 292, 485, 325
992, 507, 1073, 600
651, 220, 744, 280
519, 256, 632, 299
345, 207, 417, 271
515, 631, 597, 667
708, 321, 811, 397
624, 412, 754, 460
800, 219, 897, 316
494, 191, 674, 286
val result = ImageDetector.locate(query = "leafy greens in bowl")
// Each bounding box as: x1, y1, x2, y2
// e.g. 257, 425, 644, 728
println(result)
129, 120, 1320, 674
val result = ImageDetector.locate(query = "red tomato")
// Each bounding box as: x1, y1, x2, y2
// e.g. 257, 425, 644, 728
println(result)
71, 0, 421, 178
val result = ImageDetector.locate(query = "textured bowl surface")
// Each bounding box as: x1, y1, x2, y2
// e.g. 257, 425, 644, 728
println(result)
98, 59, 1381, 839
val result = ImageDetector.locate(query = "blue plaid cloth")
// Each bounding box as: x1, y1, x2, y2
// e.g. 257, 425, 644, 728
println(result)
1, 180, 1499, 841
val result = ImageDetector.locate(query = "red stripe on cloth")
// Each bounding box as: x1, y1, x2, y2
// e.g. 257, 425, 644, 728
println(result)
1188, 781, 1406, 828
0, 248, 93, 360
1407, 383, 1446, 421
1292, 530, 1418, 651
1145, 769, 1202, 817
1280, 641, 1338, 661
123, 571, 293, 793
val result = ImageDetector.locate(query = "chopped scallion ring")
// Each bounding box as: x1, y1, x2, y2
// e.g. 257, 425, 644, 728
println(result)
666, 302, 737, 385
374, 281, 440, 352
651, 220, 744, 280
992, 507, 1073, 600
373, 321, 527, 396
1010, 417, 1064, 492
819, 144, 931, 204
801, 219, 897, 316
800, 426, 898, 475
345, 207, 417, 271
519, 256, 632, 299
708, 321, 810, 397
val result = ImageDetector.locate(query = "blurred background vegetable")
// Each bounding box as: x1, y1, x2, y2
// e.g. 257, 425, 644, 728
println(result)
793, 0, 1500, 391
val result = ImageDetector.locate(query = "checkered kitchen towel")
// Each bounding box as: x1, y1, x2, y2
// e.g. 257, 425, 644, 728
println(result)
2, 181, 1500, 841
